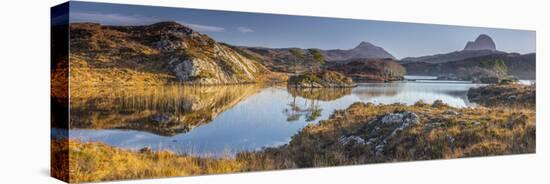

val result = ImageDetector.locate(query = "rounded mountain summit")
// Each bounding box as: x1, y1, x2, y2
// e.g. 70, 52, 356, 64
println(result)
463, 34, 497, 51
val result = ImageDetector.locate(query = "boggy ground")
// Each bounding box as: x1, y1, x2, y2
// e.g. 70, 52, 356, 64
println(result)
55, 100, 535, 182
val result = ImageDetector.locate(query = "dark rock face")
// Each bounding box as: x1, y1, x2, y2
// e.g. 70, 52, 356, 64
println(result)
463, 34, 497, 51
323, 41, 396, 61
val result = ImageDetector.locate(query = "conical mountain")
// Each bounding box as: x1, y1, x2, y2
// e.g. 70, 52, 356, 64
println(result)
322, 41, 396, 61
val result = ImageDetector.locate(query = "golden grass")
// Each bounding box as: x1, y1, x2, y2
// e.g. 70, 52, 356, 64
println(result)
70, 66, 175, 87
53, 101, 536, 183
52, 139, 244, 183
281, 101, 535, 166
69, 56, 287, 88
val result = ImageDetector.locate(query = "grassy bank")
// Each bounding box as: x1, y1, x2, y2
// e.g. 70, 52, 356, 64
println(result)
468, 84, 536, 109
263, 101, 535, 167
55, 100, 535, 182
52, 139, 245, 183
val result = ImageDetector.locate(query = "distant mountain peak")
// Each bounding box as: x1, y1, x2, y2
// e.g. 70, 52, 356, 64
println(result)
355, 41, 375, 48
463, 34, 496, 51
319, 41, 395, 60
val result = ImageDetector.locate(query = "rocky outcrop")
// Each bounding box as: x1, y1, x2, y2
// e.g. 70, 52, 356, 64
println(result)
464, 34, 497, 51
288, 71, 357, 88
337, 110, 421, 152
468, 84, 535, 109
365, 111, 420, 155
69, 22, 274, 86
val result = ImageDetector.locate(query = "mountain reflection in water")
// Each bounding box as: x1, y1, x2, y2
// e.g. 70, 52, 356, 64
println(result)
68, 81, 482, 157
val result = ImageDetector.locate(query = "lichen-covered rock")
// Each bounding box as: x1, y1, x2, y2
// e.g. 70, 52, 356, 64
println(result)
338, 135, 366, 145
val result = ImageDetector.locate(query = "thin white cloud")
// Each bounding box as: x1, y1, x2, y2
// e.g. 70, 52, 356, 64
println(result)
237, 26, 254, 33
177, 21, 225, 32
71, 12, 160, 25
70, 12, 225, 32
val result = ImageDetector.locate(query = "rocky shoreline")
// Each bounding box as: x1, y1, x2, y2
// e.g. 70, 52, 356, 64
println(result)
57, 99, 535, 182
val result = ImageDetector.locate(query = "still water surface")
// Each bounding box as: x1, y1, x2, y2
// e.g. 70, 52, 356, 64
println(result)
68, 76, 485, 156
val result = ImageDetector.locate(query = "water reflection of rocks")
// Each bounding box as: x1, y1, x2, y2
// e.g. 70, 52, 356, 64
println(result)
284, 87, 352, 122
287, 87, 352, 101
352, 83, 400, 101
69, 85, 261, 136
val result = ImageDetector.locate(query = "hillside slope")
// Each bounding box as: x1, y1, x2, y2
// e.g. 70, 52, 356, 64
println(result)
69, 22, 277, 86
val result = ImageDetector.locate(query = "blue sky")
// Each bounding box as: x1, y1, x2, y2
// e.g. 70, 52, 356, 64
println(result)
68, 1, 536, 59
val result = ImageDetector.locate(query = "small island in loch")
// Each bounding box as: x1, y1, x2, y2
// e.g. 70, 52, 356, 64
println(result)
288, 71, 357, 88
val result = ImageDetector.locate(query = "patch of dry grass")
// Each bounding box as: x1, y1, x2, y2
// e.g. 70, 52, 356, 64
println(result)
69, 57, 176, 87
52, 139, 244, 183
